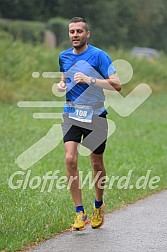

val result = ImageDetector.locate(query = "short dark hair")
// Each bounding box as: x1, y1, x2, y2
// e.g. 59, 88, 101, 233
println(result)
69, 17, 89, 31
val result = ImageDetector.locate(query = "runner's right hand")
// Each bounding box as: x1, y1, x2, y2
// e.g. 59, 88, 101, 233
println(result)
57, 81, 67, 92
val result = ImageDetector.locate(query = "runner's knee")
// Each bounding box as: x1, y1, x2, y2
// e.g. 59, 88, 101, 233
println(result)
91, 159, 105, 172
65, 153, 77, 169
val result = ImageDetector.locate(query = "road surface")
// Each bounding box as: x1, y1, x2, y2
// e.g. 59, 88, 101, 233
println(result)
29, 190, 167, 252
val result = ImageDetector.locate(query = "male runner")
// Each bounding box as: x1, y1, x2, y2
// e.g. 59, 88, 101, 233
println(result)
57, 17, 121, 230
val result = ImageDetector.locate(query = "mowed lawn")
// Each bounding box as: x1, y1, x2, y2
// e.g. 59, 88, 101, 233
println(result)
0, 92, 167, 251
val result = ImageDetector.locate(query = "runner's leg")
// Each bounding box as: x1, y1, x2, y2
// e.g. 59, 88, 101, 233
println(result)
64, 141, 82, 206
90, 153, 106, 201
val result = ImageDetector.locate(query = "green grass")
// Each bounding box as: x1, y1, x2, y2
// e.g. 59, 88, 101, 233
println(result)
0, 39, 167, 251
0, 93, 167, 251
0, 38, 167, 103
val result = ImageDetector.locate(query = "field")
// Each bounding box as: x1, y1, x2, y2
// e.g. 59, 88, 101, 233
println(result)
0, 38, 167, 251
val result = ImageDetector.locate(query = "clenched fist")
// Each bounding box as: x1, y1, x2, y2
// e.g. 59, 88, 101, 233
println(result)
57, 81, 67, 92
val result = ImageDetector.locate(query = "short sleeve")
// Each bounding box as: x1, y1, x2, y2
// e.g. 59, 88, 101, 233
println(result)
98, 51, 116, 78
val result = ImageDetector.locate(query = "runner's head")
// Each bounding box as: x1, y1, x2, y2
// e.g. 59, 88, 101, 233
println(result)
69, 17, 90, 50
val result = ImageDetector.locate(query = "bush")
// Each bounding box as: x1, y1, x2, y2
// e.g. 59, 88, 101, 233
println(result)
0, 29, 13, 40
0, 19, 45, 44
47, 17, 69, 47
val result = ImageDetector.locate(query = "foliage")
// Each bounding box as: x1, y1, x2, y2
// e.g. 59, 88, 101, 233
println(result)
0, 18, 45, 44
0, 38, 167, 103
0, 39, 59, 102
47, 17, 69, 47
0, 0, 167, 51
0, 0, 60, 21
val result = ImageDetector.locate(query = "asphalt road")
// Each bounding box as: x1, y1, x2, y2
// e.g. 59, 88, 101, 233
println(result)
29, 190, 167, 252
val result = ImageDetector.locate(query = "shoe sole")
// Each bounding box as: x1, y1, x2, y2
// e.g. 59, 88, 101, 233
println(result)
72, 226, 86, 231
72, 218, 89, 231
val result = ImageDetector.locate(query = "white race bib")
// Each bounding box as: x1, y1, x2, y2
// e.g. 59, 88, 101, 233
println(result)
69, 104, 93, 123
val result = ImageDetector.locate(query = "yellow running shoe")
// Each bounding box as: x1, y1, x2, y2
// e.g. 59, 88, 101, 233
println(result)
72, 211, 88, 231
90, 203, 105, 229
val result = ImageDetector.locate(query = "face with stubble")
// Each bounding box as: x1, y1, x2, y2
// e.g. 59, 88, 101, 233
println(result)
69, 22, 90, 50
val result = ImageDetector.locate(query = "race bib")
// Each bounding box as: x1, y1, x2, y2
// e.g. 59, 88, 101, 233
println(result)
69, 104, 93, 123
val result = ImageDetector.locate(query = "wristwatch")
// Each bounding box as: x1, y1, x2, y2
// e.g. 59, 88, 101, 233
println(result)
90, 78, 96, 85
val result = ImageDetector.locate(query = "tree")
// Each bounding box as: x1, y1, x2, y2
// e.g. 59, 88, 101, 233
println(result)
0, 0, 167, 51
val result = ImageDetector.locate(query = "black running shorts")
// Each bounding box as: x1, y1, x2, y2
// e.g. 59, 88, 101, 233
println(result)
61, 114, 108, 154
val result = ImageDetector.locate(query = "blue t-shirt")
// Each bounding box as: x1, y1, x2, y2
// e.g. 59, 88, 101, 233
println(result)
59, 44, 115, 115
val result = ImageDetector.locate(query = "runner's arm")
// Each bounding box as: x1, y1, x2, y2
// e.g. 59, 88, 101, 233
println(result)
57, 73, 67, 92
74, 72, 121, 91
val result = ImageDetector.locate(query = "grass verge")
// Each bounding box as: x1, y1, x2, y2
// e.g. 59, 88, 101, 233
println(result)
0, 93, 167, 251
0, 39, 167, 251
